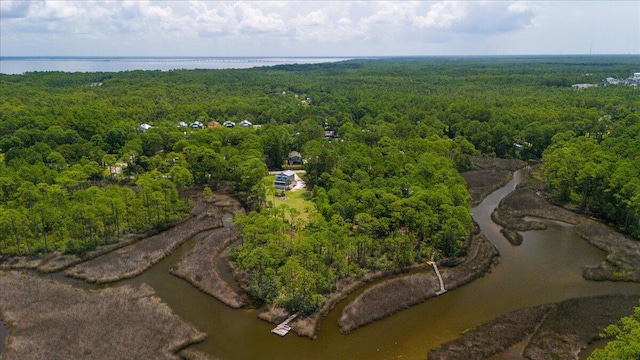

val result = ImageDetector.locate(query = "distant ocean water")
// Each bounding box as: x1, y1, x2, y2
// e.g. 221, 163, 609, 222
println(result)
0, 56, 353, 75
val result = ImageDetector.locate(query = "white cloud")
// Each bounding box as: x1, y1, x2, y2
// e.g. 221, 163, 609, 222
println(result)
235, 2, 286, 34
290, 10, 327, 27
0, 0, 32, 19
0, 1, 637, 56
414, 1, 536, 33
414, 2, 466, 30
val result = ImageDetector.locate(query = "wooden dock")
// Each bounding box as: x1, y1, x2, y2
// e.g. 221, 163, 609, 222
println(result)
427, 260, 447, 295
271, 313, 298, 337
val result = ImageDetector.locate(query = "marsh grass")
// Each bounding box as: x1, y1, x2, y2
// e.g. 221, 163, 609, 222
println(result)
0, 272, 205, 360
179, 348, 219, 360
338, 234, 499, 334
170, 228, 245, 308
524, 295, 640, 359
500, 228, 524, 245
495, 183, 640, 282
461, 157, 527, 206
428, 305, 552, 360
65, 199, 224, 283
428, 295, 639, 360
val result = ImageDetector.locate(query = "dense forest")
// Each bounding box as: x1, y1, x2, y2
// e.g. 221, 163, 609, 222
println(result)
1, 56, 638, 312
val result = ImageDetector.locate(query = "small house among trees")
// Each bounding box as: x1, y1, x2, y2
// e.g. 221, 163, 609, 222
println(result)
288, 151, 302, 165
274, 170, 296, 190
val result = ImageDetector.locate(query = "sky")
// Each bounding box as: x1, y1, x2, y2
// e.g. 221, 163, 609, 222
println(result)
1, 1, 639, 57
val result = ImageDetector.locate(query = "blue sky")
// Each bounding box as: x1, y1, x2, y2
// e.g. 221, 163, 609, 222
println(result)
1, 1, 638, 56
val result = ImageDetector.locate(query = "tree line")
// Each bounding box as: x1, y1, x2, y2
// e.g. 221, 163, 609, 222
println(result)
1, 56, 638, 301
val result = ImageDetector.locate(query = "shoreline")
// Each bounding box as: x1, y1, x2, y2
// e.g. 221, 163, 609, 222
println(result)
337, 233, 498, 334
492, 173, 640, 282
427, 294, 640, 359
251, 158, 526, 338
170, 227, 246, 309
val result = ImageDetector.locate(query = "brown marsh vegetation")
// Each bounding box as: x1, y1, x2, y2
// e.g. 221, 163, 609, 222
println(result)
64, 199, 224, 283
494, 177, 640, 282
0, 272, 206, 360
428, 295, 640, 360
460, 157, 526, 206
338, 234, 498, 334
170, 227, 245, 308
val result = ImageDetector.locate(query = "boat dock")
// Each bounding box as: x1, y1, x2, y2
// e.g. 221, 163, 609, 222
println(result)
271, 313, 298, 336
427, 260, 447, 295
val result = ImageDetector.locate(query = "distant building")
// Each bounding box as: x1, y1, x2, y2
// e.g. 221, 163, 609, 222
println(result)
571, 83, 597, 89
324, 130, 336, 140
139, 123, 152, 132
274, 170, 296, 190
288, 151, 302, 165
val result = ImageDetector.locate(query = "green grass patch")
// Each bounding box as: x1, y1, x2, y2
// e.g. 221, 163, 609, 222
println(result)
264, 175, 315, 221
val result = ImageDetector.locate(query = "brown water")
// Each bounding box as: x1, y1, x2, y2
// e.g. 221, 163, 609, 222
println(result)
106, 169, 639, 359
2, 170, 638, 359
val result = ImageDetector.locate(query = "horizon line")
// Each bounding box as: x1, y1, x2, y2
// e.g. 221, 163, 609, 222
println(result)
2, 54, 639, 59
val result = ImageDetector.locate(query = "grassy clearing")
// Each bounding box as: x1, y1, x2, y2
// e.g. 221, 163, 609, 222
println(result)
264, 175, 315, 221
0, 272, 206, 360
170, 228, 245, 308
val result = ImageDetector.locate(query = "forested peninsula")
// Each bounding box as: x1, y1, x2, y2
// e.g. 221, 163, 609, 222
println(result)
1, 56, 639, 358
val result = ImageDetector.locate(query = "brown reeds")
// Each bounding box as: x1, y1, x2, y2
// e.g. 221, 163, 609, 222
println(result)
338, 234, 499, 334
428, 304, 552, 360
179, 348, 218, 360
495, 183, 640, 282
170, 227, 245, 308
428, 295, 639, 360
500, 228, 524, 245
461, 157, 527, 206
524, 295, 640, 359
64, 201, 224, 283
0, 272, 205, 360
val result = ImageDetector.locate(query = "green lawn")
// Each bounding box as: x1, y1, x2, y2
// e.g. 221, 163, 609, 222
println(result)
264, 175, 315, 221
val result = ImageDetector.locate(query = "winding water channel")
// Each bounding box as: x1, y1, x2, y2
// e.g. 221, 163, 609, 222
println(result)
3, 170, 639, 359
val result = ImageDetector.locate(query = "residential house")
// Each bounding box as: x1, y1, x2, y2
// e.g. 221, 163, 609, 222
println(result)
324, 130, 336, 140
190, 121, 204, 129
274, 170, 296, 190
288, 151, 302, 165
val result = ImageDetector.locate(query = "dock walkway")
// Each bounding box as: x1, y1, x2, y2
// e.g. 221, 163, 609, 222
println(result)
428, 260, 447, 295
271, 313, 298, 336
